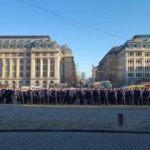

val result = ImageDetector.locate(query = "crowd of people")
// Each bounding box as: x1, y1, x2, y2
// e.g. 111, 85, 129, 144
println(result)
0, 88, 150, 105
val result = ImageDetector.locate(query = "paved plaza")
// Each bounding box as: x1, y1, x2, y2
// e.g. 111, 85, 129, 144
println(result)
0, 105, 150, 131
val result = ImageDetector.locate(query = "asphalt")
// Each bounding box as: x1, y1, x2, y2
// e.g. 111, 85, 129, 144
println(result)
0, 132, 150, 150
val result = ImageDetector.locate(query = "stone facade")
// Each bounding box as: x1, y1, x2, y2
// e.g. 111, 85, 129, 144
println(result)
96, 35, 150, 87
119, 35, 150, 85
0, 36, 76, 88
96, 47, 120, 87
60, 45, 76, 87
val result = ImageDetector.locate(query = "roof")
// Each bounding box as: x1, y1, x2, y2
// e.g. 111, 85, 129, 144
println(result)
0, 35, 59, 50
0, 35, 50, 39
0, 35, 74, 56
132, 35, 150, 39
97, 46, 123, 67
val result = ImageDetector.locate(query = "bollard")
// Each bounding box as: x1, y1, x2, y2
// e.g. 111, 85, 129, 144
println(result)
118, 113, 124, 126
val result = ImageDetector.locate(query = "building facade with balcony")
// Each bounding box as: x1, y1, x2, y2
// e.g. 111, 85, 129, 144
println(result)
96, 35, 150, 87
0, 35, 76, 88
119, 35, 150, 85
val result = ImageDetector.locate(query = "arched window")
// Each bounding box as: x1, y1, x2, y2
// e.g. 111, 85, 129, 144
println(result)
43, 81, 46, 88
12, 81, 16, 89
50, 81, 54, 84
35, 81, 39, 86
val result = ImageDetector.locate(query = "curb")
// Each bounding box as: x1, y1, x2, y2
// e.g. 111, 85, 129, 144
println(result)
0, 129, 149, 134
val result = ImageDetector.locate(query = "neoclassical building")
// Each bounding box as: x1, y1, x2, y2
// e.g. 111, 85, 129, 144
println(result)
0, 35, 76, 88
96, 35, 150, 86
118, 35, 150, 85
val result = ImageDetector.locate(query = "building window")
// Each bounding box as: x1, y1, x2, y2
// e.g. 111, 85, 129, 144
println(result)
128, 52, 134, 56
43, 72, 47, 77
128, 59, 134, 63
20, 59, 23, 64
36, 59, 40, 64
145, 52, 150, 56
26, 53, 30, 57
5, 53, 9, 57
136, 73, 142, 78
43, 59, 47, 64
26, 59, 30, 64
50, 81, 54, 84
145, 66, 150, 70
35, 73, 40, 77
19, 53, 23, 56
47, 45, 52, 48
20, 66, 23, 70
128, 66, 134, 70
35, 52, 40, 56
26, 66, 31, 71
136, 59, 142, 63
36, 66, 40, 70
43, 66, 47, 70
50, 53, 54, 56
145, 73, 150, 77
136, 66, 142, 70
142, 45, 146, 48
133, 44, 137, 48
26, 80, 30, 86
136, 52, 142, 56
128, 73, 134, 77
43, 53, 47, 56
35, 81, 39, 86
19, 72, 23, 77
26, 73, 30, 78
145, 59, 150, 63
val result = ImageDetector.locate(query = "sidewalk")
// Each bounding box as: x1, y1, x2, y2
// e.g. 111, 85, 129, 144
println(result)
0, 105, 150, 131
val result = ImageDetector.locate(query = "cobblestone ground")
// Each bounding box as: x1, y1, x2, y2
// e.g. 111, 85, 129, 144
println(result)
0, 132, 150, 150
0, 105, 150, 130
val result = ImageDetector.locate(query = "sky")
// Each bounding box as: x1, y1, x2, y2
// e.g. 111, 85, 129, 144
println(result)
0, 0, 150, 78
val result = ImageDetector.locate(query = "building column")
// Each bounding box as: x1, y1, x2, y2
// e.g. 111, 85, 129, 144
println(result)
55, 57, 60, 82
47, 58, 50, 78
142, 57, 145, 79
9, 59, 13, 78
2, 59, 5, 78
0, 59, 2, 77
23, 57, 27, 85
31, 58, 35, 78
16, 59, 20, 78
134, 58, 136, 78
40, 58, 43, 78
47, 58, 50, 88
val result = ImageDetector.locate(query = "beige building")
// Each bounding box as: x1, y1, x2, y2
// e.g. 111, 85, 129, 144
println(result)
119, 35, 150, 85
96, 35, 150, 87
0, 36, 76, 88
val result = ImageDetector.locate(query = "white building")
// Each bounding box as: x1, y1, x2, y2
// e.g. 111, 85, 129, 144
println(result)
0, 35, 76, 88
119, 35, 150, 85
96, 35, 150, 86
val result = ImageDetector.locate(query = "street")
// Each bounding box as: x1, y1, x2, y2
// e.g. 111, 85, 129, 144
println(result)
0, 132, 150, 150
